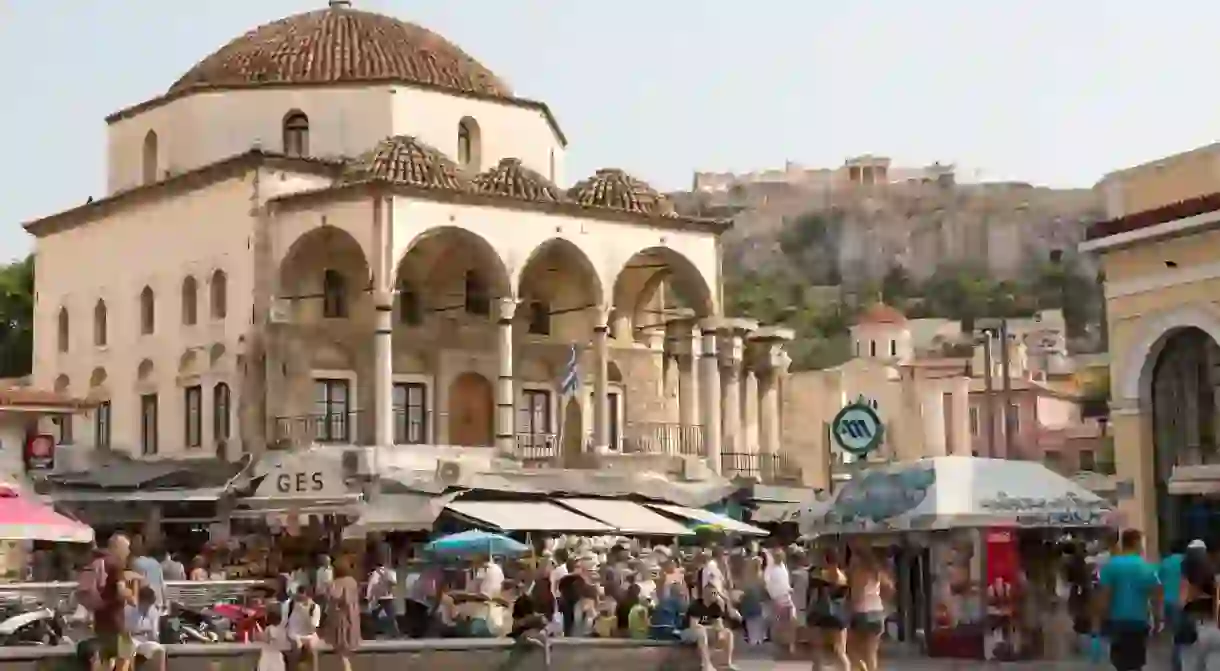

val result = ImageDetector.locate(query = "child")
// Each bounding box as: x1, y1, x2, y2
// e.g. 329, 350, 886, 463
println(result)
593, 600, 618, 638
257, 610, 290, 671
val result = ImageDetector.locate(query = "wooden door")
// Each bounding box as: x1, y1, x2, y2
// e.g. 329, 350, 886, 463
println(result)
448, 372, 493, 447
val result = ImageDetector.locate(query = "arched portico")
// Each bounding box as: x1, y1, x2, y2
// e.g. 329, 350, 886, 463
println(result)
1114, 304, 1220, 557
516, 238, 604, 342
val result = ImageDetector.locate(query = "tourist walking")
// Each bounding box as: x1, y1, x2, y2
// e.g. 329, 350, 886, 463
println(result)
1160, 540, 1188, 671
738, 556, 766, 644
1098, 529, 1162, 671
846, 546, 892, 671
764, 548, 796, 657
807, 547, 850, 671
325, 559, 361, 671
1177, 540, 1220, 671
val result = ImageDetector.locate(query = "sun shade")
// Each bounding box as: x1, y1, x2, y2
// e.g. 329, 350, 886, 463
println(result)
445, 500, 614, 533
554, 498, 694, 536
645, 503, 769, 537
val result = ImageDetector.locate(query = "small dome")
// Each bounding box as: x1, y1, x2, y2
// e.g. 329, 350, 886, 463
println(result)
857, 303, 907, 326
340, 136, 469, 191
472, 158, 567, 204
169, 5, 511, 99
567, 169, 676, 216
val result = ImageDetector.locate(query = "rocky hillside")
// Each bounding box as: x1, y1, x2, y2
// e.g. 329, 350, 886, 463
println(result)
669, 180, 1108, 369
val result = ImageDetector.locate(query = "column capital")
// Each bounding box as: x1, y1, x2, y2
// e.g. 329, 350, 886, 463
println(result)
590, 304, 612, 329
496, 296, 520, 323
748, 326, 795, 374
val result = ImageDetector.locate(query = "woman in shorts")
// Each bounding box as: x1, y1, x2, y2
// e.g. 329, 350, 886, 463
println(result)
846, 547, 892, 671
806, 547, 850, 671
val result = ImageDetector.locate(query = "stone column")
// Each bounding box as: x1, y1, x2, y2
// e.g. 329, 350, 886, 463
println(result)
921, 385, 947, 457
678, 326, 701, 429
742, 368, 760, 453
949, 375, 972, 456
662, 352, 681, 423
370, 196, 395, 456
752, 328, 794, 480
718, 320, 756, 456
1112, 400, 1158, 558
373, 290, 394, 447
698, 320, 722, 474
592, 307, 611, 453
495, 297, 518, 457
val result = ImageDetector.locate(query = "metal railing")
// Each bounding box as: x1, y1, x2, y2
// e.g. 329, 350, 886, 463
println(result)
274, 411, 355, 445
622, 422, 704, 456
0, 579, 273, 610
514, 432, 559, 462
721, 452, 802, 483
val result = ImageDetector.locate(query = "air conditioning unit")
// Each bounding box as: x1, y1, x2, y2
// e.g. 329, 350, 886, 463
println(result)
341, 449, 369, 477
435, 459, 465, 486
680, 455, 709, 481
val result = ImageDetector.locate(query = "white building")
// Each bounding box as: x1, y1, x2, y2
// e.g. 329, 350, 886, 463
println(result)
26, 1, 796, 481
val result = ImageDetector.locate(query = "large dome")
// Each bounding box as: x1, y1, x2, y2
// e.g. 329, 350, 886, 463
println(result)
168, 2, 511, 98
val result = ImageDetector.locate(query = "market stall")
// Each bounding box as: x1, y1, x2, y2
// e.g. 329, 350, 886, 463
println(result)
799, 456, 1116, 661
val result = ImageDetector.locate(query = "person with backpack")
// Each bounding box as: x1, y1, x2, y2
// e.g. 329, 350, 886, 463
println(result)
282, 586, 322, 671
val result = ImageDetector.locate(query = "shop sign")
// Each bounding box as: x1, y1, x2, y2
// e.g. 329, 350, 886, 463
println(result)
830, 395, 885, 458
24, 434, 55, 472
255, 453, 346, 499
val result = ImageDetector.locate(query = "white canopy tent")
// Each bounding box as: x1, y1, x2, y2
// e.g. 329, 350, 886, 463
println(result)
798, 456, 1117, 535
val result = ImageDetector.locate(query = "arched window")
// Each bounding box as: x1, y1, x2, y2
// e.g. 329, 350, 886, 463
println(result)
181, 276, 198, 326
397, 280, 422, 326
283, 111, 310, 157
456, 117, 481, 170
322, 269, 347, 319
142, 130, 159, 185
464, 271, 490, 316
93, 300, 107, 347
213, 382, 231, 442
140, 286, 155, 335
56, 308, 69, 353
210, 269, 228, 320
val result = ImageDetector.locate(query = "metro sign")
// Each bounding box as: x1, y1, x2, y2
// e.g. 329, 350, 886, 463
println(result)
830, 395, 885, 458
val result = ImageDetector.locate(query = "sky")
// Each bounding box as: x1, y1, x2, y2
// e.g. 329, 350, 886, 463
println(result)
2, 0, 1219, 259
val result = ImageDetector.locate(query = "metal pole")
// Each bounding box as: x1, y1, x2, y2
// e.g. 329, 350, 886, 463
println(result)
983, 331, 996, 458
999, 319, 1013, 458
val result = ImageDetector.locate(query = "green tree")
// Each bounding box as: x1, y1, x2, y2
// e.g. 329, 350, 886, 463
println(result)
0, 255, 34, 378
880, 264, 916, 304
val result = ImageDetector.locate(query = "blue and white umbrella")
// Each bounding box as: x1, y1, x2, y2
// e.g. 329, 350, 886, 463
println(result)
425, 530, 529, 558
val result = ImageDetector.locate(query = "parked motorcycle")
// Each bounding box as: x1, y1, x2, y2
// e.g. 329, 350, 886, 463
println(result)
0, 601, 70, 646
161, 603, 220, 644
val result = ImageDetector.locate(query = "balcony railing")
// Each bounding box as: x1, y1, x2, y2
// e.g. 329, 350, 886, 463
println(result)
274, 411, 355, 445
722, 452, 802, 483
515, 432, 559, 462
622, 423, 704, 456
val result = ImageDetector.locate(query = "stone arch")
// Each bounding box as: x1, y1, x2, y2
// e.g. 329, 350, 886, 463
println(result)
57, 306, 70, 353
278, 226, 372, 322
89, 367, 108, 390
457, 116, 482, 171
209, 343, 227, 369
142, 130, 158, 185
179, 349, 200, 375
516, 238, 605, 340
395, 226, 512, 322
282, 109, 310, 157
1121, 304, 1220, 403
53, 374, 70, 393
137, 358, 155, 383
611, 246, 715, 340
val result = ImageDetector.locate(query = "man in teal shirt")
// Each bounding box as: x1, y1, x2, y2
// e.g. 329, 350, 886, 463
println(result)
1100, 529, 1163, 671
1159, 540, 1187, 671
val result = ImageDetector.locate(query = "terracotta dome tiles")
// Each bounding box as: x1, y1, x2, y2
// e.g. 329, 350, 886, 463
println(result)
567, 168, 677, 217
857, 303, 908, 325
471, 158, 566, 204
169, 6, 511, 98
341, 136, 469, 191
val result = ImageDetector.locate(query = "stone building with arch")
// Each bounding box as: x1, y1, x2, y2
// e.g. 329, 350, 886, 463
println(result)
1083, 143, 1220, 557
25, 1, 795, 482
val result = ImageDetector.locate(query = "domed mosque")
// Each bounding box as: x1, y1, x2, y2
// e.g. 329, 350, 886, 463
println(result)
27, 1, 796, 527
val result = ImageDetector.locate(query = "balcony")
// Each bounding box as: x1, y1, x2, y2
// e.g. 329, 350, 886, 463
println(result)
622, 422, 704, 457
274, 412, 354, 446
721, 452, 802, 483
514, 432, 559, 464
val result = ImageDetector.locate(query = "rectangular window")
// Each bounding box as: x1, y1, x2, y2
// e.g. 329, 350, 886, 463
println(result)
1044, 449, 1063, 471
95, 401, 111, 450
140, 393, 158, 456
608, 390, 621, 450
519, 389, 552, 436
869, 340, 877, 357
527, 301, 550, 336
213, 383, 231, 442
398, 286, 423, 326
1079, 449, 1096, 472
184, 385, 202, 448
1006, 404, 1020, 435
53, 415, 73, 445
969, 406, 980, 436
889, 339, 897, 357
313, 379, 350, 443
393, 382, 428, 444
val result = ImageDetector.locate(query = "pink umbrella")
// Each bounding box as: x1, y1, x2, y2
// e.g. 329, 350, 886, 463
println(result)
0, 485, 92, 543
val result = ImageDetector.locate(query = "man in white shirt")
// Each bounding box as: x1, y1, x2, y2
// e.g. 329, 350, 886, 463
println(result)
282, 587, 322, 669
366, 560, 400, 638
314, 555, 334, 598
124, 586, 165, 671
700, 550, 726, 603
548, 551, 569, 599
474, 556, 505, 600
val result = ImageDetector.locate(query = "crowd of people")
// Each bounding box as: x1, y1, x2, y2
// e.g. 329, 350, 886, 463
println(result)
65, 531, 911, 671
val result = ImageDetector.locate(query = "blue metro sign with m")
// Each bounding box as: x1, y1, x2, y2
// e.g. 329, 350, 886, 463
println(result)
830, 395, 885, 458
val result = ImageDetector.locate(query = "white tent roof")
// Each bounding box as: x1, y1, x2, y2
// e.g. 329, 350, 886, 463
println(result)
799, 456, 1116, 535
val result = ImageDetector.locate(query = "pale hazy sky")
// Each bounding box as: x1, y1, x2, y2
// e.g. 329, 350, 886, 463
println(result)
1, 0, 1217, 258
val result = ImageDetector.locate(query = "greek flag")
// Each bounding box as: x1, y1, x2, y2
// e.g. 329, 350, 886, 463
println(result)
559, 344, 579, 398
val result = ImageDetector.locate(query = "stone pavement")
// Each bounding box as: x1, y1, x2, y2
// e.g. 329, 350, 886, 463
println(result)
737, 660, 1160, 670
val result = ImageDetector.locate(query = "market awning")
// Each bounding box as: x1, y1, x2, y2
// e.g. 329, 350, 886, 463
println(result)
445, 501, 614, 533
49, 487, 228, 503
554, 498, 693, 536
344, 492, 459, 536
645, 503, 769, 537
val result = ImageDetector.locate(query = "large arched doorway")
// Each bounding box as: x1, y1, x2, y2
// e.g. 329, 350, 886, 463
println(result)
611, 246, 715, 342
1149, 327, 1220, 548
448, 372, 494, 447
